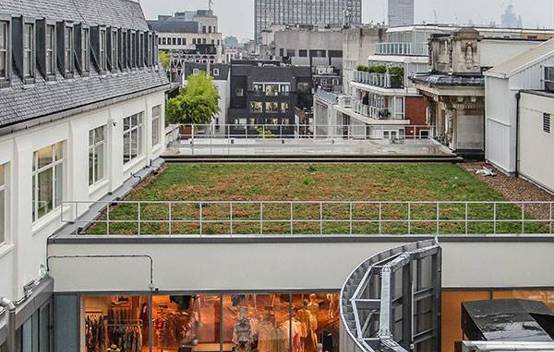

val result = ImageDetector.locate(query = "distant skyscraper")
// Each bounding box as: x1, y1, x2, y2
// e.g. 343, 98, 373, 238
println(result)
254, 0, 362, 42
388, 0, 414, 27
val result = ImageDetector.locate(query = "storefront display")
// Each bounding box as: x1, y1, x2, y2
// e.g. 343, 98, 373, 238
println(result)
81, 292, 340, 352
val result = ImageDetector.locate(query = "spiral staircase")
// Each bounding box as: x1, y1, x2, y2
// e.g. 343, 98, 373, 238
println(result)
339, 240, 442, 352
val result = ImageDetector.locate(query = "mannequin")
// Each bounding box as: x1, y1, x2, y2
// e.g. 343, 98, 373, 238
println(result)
257, 309, 275, 352
297, 302, 318, 352
306, 294, 320, 322
233, 307, 253, 352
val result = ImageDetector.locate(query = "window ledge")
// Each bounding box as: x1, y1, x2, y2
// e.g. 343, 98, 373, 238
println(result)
0, 243, 15, 259
32, 205, 70, 235
123, 155, 147, 173
89, 179, 110, 196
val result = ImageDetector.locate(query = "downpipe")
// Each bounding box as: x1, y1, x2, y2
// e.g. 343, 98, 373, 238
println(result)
0, 297, 16, 352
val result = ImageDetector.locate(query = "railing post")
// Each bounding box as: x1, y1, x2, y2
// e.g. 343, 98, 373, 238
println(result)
168, 202, 173, 235
550, 202, 553, 235
378, 203, 383, 235
465, 202, 469, 235
290, 202, 294, 235
320, 202, 324, 236
199, 202, 203, 236
436, 203, 440, 235
107, 203, 110, 236
521, 203, 525, 235
407, 202, 411, 235
493, 203, 497, 235
137, 202, 141, 236
229, 202, 233, 236
349, 202, 353, 235
260, 202, 263, 235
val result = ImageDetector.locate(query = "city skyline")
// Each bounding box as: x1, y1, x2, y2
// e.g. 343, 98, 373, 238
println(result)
141, 0, 554, 40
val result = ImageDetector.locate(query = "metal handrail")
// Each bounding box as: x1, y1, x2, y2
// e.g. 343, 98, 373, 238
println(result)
61, 200, 554, 237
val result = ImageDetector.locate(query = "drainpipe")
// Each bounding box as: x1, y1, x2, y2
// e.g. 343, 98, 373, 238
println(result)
515, 92, 521, 177
0, 297, 16, 352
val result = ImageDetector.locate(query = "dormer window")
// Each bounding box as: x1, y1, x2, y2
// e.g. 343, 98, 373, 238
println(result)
138, 32, 144, 67
81, 27, 90, 72
64, 26, 74, 74
45, 25, 55, 75
130, 31, 136, 68
0, 20, 9, 83
121, 31, 127, 70
23, 23, 34, 78
56, 22, 74, 78
109, 28, 118, 71
99, 29, 106, 71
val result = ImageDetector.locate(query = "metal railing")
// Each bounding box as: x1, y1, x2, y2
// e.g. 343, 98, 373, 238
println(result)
375, 42, 428, 56
351, 100, 398, 121
353, 72, 404, 89
170, 124, 433, 141
61, 200, 554, 237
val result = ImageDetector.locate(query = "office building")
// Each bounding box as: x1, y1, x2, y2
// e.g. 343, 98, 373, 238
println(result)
388, 0, 415, 27
254, 0, 362, 42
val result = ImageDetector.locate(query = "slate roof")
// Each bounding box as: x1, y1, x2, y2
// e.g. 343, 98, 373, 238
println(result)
0, 0, 148, 30
410, 73, 485, 87
0, 0, 169, 129
147, 20, 199, 34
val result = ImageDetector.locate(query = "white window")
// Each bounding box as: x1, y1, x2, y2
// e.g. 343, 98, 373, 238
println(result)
89, 126, 106, 186
64, 26, 73, 74
0, 164, 6, 245
23, 23, 34, 78
152, 105, 162, 147
32, 142, 64, 222
81, 28, 90, 72
99, 30, 107, 71
45, 25, 55, 75
0, 21, 9, 79
123, 112, 144, 164
111, 30, 118, 70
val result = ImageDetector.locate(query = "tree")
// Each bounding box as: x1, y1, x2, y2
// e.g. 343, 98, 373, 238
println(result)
159, 51, 170, 72
166, 72, 220, 125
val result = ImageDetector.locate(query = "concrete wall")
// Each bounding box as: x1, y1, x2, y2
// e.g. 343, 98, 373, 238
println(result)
480, 40, 540, 68
519, 92, 554, 192
457, 110, 485, 151
47, 239, 554, 293
0, 90, 166, 302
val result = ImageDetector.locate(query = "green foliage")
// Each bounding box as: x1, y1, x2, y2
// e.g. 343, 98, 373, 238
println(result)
356, 65, 369, 72
388, 66, 405, 77
166, 72, 220, 125
369, 65, 387, 74
159, 51, 170, 71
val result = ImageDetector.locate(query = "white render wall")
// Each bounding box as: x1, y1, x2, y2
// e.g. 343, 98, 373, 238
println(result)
0, 90, 166, 302
47, 240, 554, 293
519, 92, 554, 192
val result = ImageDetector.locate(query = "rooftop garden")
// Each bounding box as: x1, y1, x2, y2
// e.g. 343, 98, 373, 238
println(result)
85, 163, 550, 236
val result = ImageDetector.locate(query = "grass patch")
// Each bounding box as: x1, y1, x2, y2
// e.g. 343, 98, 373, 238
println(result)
85, 163, 549, 236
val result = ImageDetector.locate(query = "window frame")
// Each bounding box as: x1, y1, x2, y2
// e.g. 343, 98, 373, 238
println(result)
45, 24, 56, 76
63, 24, 74, 76
109, 28, 119, 71
99, 28, 107, 72
123, 112, 144, 165
32, 142, 64, 223
89, 126, 107, 187
80, 26, 90, 74
152, 105, 162, 148
0, 17, 10, 86
0, 163, 7, 246
22, 21, 35, 80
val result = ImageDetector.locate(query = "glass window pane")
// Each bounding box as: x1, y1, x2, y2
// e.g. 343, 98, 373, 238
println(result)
37, 168, 53, 219
54, 143, 63, 161
123, 131, 131, 163
54, 164, 63, 208
0, 189, 5, 244
95, 145, 104, 181
36, 146, 53, 170
89, 148, 95, 186
39, 305, 50, 352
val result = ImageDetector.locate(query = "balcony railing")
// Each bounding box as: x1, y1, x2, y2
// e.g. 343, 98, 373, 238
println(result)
353, 71, 404, 89
62, 200, 554, 237
375, 42, 428, 56
352, 100, 393, 120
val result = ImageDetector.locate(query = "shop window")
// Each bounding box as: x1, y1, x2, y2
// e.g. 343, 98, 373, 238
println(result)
83, 296, 149, 352
123, 112, 144, 165
265, 102, 279, 113
152, 105, 162, 147
0, 164, 6, 245
32, 142, 64, 222
88, 126, 106, 186
20, 302, 51, 352
250, 102, 263, 113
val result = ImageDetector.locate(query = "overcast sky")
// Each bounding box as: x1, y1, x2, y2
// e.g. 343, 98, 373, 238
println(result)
140, 0, 554, 40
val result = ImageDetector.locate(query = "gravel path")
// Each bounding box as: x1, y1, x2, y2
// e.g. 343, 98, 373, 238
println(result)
461, 162, 554, 222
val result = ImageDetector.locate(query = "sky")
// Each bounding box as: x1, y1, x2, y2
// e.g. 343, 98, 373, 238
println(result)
140, 0, 554, 40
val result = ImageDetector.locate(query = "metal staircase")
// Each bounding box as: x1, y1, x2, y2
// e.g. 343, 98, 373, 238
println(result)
340, 240, 441, 352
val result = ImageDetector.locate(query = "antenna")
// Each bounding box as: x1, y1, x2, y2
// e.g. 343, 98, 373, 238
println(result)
209, 0, 214, 11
